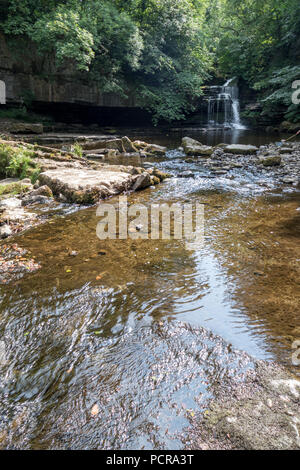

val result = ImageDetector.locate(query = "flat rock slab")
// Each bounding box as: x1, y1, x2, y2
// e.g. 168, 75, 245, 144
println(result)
225, 144, 258, 155
38, 168, 137, 204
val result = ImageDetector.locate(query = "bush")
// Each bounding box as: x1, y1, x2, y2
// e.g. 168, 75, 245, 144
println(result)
0, 143, 40, 182
72, 142, 83, 158
254, 66, 300, 123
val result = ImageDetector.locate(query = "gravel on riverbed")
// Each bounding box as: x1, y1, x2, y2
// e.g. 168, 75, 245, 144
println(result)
183, 359, 300, 450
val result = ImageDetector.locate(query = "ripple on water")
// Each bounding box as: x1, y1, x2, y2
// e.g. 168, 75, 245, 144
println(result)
0, 318, 254, 449
0, 141, 299, 449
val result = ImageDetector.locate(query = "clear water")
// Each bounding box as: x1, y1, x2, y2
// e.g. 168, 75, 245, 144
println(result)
0, 130, 299, 449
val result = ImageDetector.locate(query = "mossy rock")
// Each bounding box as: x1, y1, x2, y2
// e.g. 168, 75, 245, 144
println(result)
261, 156, 281, 167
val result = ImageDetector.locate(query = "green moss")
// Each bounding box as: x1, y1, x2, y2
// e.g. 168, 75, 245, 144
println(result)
0, 182, 32, 198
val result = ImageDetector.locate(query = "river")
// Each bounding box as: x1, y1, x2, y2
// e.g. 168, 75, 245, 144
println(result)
0, 128, 299, 449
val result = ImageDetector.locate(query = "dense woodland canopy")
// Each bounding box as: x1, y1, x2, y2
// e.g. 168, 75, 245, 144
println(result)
0, 0, 299, 123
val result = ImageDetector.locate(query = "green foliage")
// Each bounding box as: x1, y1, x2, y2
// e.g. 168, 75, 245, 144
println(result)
0, 0, 214, 122
0, 107, 29, 121
72, 142, 83, 158
0, 143, 38, 180
253, 67, 300, 122
0, 143, 14, 176
210, 0, 300, 122
30, 7, 95, 72
0, 0, 298, 123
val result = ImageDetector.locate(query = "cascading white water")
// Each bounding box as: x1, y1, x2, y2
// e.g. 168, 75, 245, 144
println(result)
206, 78, 246, 129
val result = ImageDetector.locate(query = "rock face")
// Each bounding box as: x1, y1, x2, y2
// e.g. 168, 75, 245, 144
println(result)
0, 33, 137, 109
225, 144, 258, 155
182, 137, 213, 156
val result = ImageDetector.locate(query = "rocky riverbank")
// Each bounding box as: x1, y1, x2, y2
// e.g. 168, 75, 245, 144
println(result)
1, 133, 299, 243
0, 136, 168, 241
180, 137, 300, 186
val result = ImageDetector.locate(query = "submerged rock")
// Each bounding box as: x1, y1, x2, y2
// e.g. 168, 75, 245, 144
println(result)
279, 147, 293, 154
22, 195, 53, 206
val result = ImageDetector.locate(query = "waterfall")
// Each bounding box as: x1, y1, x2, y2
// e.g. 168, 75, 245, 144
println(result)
205, 78, 246, 129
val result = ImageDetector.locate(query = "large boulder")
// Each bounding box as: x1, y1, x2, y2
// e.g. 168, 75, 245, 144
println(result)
131, 172, 152, 191
38, 167, 135, 204
225, 144, 258, 155
182, 137, 213, 156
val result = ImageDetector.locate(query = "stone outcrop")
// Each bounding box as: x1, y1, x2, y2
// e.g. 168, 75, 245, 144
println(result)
4, 122, 44, 135
37, 163, 167, 204
81, 137, 167, 156
0, 135, 169, 238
